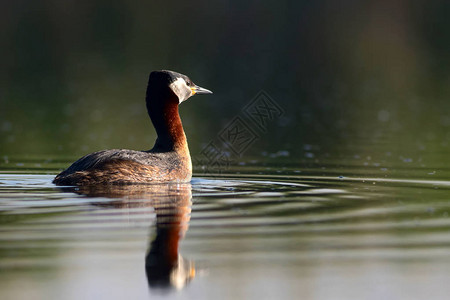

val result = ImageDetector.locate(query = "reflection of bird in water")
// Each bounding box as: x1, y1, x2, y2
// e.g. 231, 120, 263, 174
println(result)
146, 194, 194, 290
53, 70, 212, 186
62, 183, 195, 290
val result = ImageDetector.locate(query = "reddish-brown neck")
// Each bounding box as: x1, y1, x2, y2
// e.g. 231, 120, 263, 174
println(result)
147, 91, 188, 153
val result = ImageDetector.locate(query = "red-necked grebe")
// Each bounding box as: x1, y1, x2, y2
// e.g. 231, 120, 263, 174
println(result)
53, 70, 212, 185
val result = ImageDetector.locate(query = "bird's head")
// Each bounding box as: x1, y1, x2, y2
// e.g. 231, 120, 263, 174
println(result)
148, 70, 212, 104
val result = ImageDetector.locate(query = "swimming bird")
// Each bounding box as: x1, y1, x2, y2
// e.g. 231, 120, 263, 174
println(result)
53, 70, 212, 185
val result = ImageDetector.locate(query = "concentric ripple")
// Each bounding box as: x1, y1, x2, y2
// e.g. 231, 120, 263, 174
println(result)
0, 172, 450, 299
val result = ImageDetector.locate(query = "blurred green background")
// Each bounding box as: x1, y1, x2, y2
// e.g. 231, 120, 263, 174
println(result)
1, 0, 449, 171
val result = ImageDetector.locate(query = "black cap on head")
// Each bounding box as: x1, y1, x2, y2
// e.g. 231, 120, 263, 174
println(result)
149, 70, 190, 85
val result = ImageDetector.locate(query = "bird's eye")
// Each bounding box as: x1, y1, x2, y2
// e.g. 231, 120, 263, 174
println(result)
185, 80, 191, 86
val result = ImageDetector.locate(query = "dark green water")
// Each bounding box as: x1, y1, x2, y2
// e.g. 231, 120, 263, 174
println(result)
1, 154, 449, 300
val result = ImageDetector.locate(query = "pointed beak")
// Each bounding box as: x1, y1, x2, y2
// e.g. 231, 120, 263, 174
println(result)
191, 85, 213, 95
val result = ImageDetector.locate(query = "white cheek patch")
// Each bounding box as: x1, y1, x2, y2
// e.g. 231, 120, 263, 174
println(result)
169, 78, 193, 103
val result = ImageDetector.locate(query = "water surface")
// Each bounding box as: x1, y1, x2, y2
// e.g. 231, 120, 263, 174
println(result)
1, 158, 449, 300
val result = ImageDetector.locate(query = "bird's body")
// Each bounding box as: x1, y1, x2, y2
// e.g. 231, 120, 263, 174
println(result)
53, 70, 212, 186
53, 149, 191, 185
